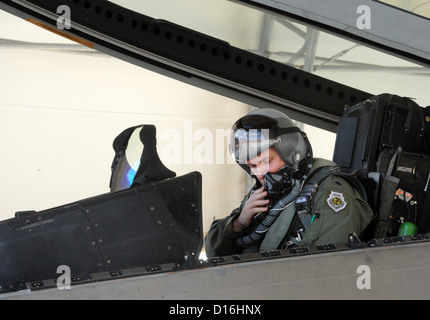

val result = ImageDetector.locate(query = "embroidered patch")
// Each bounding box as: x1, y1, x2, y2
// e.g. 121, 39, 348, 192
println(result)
326, 191, 347, 212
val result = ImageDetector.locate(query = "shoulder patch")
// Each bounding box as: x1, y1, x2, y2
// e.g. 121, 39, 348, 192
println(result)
326, 191, 347, 212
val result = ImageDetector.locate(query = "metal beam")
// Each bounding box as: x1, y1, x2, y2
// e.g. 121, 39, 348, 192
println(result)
303, 28, 319, 72
234, 0, 430, 68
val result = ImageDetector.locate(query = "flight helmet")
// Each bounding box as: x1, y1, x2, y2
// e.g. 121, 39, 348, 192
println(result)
229, 108, 312, 179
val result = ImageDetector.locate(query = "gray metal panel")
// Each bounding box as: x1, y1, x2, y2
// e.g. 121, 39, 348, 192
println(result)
236, 0, 430, 67
3, 242, 430, 300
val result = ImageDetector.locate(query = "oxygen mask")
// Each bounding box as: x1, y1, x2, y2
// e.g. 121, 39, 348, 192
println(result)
261, 166, 294, 211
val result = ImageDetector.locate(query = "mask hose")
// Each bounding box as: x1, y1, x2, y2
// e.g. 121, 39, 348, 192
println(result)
236, 179, 302, 248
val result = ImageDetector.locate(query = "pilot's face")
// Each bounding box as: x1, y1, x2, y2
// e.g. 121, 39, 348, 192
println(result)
246, 147, 286, 184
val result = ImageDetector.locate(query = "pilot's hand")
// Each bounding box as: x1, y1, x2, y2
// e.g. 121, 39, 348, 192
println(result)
233, 186, 269, 232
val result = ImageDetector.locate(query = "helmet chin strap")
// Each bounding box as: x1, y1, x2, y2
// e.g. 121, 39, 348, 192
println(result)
302, 131, 314, 167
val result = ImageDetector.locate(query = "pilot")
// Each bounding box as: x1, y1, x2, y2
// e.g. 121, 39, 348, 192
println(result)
205, 108, 373, 257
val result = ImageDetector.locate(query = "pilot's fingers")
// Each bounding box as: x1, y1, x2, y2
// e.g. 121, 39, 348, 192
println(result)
250, 199, 270, 208
247, 205, 268, 216
250, 187, 267, 200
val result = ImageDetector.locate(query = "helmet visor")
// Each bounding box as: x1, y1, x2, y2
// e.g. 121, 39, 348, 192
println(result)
229, 115, 281, 163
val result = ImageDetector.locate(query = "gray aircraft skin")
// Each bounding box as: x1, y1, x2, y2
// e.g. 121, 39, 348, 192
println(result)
1, 0, 430, 300
1, 240, 429, 300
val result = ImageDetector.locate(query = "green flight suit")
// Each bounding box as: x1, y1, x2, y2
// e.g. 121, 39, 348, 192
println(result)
205, 158, 374, 258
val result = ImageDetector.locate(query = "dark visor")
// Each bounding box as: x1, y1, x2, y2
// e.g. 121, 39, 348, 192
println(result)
229, 114, 300, 163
